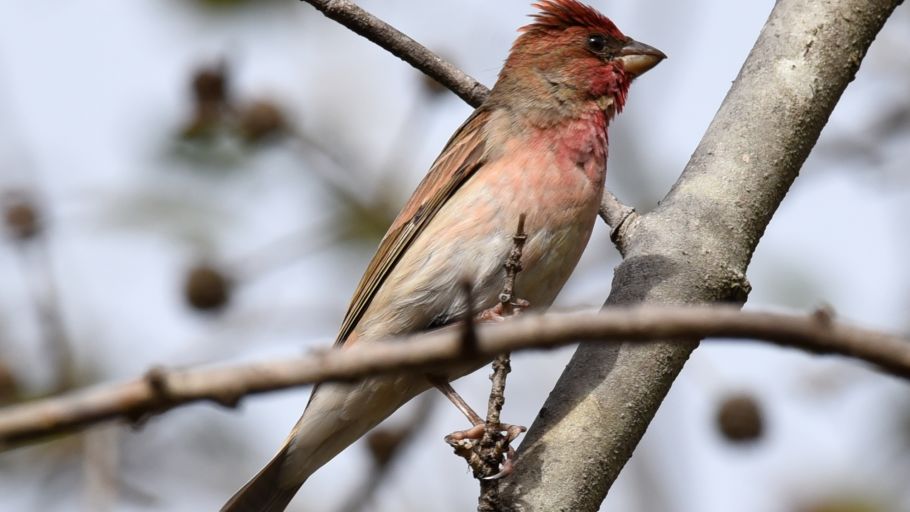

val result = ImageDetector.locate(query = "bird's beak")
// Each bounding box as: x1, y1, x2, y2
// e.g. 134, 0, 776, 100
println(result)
617, 39, 666, 77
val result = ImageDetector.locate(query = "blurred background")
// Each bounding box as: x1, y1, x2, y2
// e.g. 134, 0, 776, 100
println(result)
0, 1, 908, 511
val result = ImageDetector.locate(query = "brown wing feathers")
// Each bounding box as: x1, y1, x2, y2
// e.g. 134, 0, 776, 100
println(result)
333, 109, 490, 346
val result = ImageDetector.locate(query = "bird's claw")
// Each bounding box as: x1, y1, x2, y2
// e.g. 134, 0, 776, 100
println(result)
444, 422, 526, 479
475, 299, 531, 322
444, 423, 486, 443
503, 423, 526, 442
444, 422, 525, 443
482, 446, 517, 480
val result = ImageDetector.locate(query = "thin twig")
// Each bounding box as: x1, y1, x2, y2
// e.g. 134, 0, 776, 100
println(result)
82, 424, 121, 512
477, 214, 528, 509
6, 198, 76, 392
3, 305, 910, 448
477, 353, 512, 511
299, 0, 489, 107
498, 214, 527, 315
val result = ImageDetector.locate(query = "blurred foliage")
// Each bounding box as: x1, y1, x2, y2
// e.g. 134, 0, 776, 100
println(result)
797, 496, 889, 512
820, 100, 910, 175
366, 427, 409, 468
715, 393, 764, 444
192, 0, 285, 8
237, 100, 287, 144
176, 62, 290, 166
183, 263, 232, 312
2, 193, 40, 241
333, 192, 399, 245
181, 63, 229, 141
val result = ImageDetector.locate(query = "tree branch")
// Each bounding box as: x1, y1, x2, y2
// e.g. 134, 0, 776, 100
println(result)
2, 306, 910, 450
598, 189, 637, 257
500, 1, 905, 510
299, 0, 489, 108
480, 214, 526, 509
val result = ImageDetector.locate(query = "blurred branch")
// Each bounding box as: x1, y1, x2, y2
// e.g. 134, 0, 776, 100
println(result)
299, 0, 488, 107
82, 425, 121, 512
2, 305, 910, 449
288, 128, 375, 207
227, 222, 343, 282
337, 395, 434, 512
29, 236, 76, 391
3, 193, 75, 391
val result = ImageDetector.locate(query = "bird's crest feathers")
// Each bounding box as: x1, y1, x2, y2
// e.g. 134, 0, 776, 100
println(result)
525, 0, 624, 38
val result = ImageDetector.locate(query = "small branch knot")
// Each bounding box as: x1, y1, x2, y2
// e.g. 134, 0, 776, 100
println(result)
811, 303, 836, 326
128, 367, 175, 427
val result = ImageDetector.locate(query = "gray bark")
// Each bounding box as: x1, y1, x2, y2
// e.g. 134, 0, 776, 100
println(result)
499, 0, 904, 510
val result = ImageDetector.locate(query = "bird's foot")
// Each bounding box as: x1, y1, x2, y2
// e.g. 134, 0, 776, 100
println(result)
475, 299, 530, 323
444, 422, 526, 479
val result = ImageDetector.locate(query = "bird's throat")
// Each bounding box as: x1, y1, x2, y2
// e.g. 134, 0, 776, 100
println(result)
595, 95, 614, 111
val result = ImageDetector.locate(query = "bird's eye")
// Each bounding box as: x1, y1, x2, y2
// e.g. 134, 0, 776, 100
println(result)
587, 34, 607, 53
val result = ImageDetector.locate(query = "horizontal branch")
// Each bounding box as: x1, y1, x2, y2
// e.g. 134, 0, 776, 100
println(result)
1, 306, 909, 449
300, 0, 489, 107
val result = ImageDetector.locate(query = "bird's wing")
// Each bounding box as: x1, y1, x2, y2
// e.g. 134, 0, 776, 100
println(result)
334, 108, 490, 346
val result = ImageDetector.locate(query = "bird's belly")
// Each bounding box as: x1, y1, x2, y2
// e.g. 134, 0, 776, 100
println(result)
355, 157, 603, 341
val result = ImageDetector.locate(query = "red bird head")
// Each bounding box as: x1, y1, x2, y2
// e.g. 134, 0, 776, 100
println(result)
492, 0, 665, 118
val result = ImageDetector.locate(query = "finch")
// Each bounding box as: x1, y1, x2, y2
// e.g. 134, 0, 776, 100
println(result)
223, 1, 664, 510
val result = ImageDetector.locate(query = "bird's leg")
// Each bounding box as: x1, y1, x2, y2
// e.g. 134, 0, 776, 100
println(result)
445, 420, 526, 480
431, 379, 525, 441
431, 377, 527, 480
428, 294, 530, 436
432, 379, 484, 425
442, 213, 532, 481
428, 293, 531, 425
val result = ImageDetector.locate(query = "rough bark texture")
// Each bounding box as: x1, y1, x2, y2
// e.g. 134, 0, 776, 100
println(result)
499, 0, 904, 510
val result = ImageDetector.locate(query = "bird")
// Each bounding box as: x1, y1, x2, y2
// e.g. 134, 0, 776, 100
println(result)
222, 1, 664, 510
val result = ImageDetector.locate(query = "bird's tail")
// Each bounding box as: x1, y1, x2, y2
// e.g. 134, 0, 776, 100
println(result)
220, 445, 303, 512
221, 378, 431, 512
219, 384, 388, 512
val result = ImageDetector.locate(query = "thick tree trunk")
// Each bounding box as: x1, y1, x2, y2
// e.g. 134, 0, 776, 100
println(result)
499, 0, 904, 510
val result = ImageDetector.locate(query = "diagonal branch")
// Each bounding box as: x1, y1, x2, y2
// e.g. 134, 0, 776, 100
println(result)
2, 306, 910, 450
300, 0, 489, 107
